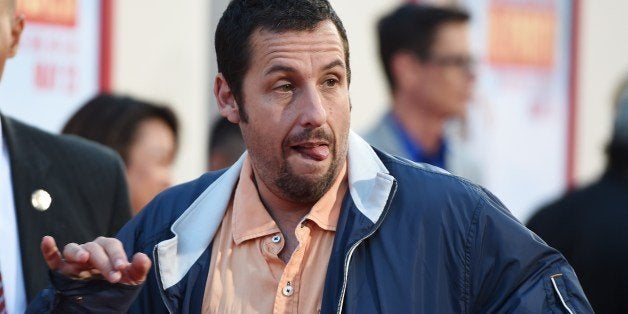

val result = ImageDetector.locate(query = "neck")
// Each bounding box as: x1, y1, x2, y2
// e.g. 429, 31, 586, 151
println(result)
253, 174, 313, 225
252, 173, 313, 263
392, 93, 447, 155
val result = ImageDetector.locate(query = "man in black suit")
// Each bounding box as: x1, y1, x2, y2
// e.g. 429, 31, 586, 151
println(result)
527, 75, 628, 313
0, 0, 131, 312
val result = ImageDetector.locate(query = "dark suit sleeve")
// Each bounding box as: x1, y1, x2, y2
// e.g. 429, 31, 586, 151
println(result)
468, 189, 593, 313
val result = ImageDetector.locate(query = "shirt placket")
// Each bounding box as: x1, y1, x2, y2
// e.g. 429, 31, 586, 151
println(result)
263, 231, 286, 282
273, 221, 312, 314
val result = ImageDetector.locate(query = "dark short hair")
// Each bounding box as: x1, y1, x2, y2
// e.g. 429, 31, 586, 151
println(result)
215, 0, 350, 122
378, 4, 470, 92
62, 93, 179, 164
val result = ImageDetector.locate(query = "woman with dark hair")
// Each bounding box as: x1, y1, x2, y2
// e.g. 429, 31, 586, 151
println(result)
63, 93, 179, 215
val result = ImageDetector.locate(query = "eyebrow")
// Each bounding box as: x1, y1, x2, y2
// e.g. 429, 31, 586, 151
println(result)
322, 59, 344, 72
264, 65, 295, 76
263, 59, 345, 76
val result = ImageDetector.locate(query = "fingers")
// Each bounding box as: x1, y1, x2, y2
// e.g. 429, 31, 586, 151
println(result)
60, 237, 130, 283
41, 236, 149, 285
94, 236, 129, 272
84, 237, 132, 283
79, 241, 121, 283
62, 242, 90, 263
42, 236, 92, 278
41, 236, 63, 270
126, 253, 152, 284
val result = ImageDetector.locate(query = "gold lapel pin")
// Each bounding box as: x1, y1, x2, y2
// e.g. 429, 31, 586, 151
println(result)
31, 189, 52, 211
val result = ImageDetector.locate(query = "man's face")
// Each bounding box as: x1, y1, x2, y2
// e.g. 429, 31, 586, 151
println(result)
0, 1, 22, 81
411, 22, 474, 118
236, 21, 351, 204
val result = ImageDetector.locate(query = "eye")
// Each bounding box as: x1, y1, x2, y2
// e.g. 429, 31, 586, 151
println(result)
323, 78, 339, 87
275, 83, 294, 92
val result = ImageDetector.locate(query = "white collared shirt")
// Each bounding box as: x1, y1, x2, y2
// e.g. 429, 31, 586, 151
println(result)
0, 119, 27, 313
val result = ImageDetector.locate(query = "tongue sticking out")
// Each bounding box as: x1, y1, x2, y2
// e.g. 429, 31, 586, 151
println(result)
296, 145, 330, 161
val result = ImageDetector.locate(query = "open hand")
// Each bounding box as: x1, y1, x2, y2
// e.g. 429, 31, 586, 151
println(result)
40, 235, 151, 285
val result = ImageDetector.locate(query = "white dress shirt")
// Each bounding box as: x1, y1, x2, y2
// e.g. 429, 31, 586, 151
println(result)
0, 119, 27, 313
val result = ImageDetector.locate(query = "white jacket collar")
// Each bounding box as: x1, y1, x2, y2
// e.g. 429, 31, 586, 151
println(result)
156, 130, 395, 289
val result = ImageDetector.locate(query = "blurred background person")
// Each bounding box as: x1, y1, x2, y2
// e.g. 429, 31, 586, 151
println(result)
0, 1, 131, 311
62, 94, 179, 214
527, 74, 628, 313
363, 3, 478, 181
207, 117, 245, 171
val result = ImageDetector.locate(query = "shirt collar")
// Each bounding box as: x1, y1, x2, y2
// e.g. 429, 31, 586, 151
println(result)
303, 160, 347, 231
388, 113, 447, 168
232, 157, 279, 244
155, 130, 396, 290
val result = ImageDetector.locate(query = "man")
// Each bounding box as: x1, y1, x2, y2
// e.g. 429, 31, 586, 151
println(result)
364, 4, 477, 178
527, 75, 628, 313
0, 0, 131, 312
30, 0, 591, 312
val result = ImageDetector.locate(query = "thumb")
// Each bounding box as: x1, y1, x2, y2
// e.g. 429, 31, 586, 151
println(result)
125, 253, 152, 284
41, 236, 63, 271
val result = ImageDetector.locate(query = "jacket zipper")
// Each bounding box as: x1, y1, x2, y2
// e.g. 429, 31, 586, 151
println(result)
336, 180, 398, 314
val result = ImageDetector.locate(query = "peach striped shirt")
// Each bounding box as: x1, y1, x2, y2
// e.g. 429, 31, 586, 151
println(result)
202, 157, 347, 313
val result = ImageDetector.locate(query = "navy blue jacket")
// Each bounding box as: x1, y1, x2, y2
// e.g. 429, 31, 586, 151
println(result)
29, 132, 592, 313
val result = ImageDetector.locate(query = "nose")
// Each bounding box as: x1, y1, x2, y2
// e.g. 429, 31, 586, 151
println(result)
297, 85, 327, 128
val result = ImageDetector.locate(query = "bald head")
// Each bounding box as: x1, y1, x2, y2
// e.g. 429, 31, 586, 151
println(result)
0, 0, 23, 82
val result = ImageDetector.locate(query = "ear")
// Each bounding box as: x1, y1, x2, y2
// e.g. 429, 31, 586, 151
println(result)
390, 51, 422, 90
214, 73, 241, 123
8, 14, 25, 58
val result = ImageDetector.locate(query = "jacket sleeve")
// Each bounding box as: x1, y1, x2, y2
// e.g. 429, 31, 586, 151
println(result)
25, 271, 143, 314
467, 189, 593, 313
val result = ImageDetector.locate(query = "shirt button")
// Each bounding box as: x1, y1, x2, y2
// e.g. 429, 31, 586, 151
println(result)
282, 284, 294, 296
272, 235, 281, 243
